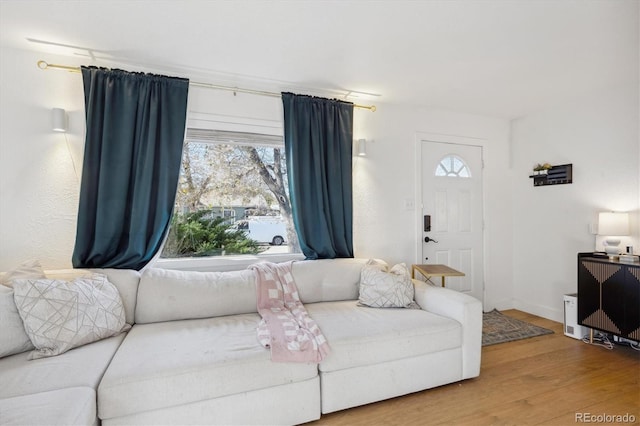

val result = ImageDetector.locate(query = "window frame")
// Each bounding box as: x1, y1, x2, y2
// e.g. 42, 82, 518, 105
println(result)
154, 252, 305, 272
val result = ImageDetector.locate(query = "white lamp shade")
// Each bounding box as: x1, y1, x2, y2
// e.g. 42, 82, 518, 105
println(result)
52, 108, 67, 132
598, 212, 629, 236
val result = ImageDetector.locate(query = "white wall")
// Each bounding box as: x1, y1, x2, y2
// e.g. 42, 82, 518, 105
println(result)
0, 46, 514, 312
6, 44, 636, 324
0, 47, 289, 272
0, 47, 86, 270
511, 84, 640, 322
352, 105, 513, 311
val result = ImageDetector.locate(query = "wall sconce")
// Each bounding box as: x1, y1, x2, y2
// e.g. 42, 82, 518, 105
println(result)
357, 139, 367, 156
598, 212, 629, 257
52, 108, 67, 132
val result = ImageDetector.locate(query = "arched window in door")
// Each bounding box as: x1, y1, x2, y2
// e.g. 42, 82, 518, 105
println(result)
435, 154, 472, 178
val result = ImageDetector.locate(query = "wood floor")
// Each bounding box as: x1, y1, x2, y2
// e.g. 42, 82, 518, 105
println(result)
309, 310, 640, 425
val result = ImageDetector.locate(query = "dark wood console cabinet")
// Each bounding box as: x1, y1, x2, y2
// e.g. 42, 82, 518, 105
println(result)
577, 253, 640, 342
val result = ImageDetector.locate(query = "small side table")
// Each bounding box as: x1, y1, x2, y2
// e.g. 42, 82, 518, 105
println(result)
412, 264, 465, 288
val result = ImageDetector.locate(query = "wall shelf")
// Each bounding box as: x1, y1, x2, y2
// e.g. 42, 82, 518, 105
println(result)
529, 163, 572, 187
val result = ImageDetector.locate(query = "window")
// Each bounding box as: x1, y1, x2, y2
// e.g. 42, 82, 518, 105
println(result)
160, 129, 300, 260
435, 155, 471, 178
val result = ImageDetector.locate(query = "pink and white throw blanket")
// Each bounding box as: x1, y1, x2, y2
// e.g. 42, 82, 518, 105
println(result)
250, 261, 330, 363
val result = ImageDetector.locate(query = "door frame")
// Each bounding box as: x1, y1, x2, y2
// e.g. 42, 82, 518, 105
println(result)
414, 132, 488, 302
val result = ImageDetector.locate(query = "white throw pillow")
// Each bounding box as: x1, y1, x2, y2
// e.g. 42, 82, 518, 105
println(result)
0, 260, 45, 358
358, 262, 415, 308
0, 285, 35, 357
12, 274, 130, 360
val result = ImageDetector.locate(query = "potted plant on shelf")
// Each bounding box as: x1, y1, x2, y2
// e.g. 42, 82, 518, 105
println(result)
533, 163, 553, 176
533, 164, 544, 175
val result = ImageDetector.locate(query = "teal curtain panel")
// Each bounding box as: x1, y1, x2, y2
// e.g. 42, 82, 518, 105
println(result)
72, 67, 189, 270
282, 92, 354, 259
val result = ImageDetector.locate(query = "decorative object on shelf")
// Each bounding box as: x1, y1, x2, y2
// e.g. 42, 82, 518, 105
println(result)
532, 164, 543, 175
619, 254, 640, 264
598, 211, 630, 258
529, 163, 572, 186
532, 163, 552, 175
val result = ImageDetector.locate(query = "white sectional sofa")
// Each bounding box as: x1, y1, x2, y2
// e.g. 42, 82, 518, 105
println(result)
0, 258, 482, 425
0, 269, 140, 426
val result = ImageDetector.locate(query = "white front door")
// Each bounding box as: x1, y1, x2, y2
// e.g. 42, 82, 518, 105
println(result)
420, 141, 484, 303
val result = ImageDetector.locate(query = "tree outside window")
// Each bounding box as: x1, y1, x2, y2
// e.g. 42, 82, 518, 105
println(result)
161, 131, 300, 258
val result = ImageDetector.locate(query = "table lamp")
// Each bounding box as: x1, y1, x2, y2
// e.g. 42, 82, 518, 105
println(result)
598, 212, 629, 258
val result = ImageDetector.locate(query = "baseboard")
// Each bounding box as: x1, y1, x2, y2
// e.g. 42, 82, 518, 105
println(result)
512, 299, 563, 323
489, 298, 514, 312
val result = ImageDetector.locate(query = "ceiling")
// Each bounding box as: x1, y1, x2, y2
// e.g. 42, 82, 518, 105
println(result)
0, 0, 637, 119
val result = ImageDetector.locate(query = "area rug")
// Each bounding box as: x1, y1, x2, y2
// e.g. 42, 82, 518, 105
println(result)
482, 309, 554, 346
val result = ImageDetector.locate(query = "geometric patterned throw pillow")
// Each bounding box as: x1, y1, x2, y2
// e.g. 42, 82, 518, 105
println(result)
358, 262, 416, 308
12, 274, 130, 360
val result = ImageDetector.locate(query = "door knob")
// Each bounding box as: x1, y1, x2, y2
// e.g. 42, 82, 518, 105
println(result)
424, 236, 438, 243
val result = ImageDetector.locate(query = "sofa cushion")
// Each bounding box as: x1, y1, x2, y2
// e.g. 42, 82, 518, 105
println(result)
92, 269, 140, 325
0, 387, 97, 426
0, 285, 34, 358
0, 260, 45, 358
306, 300, 462, 372
98, 314, 318, 420
293, 258, 369, 303
100, 378, 320, 426
135, 268, 256, 323
12, 274, 129, 360
0, 333, 125, 399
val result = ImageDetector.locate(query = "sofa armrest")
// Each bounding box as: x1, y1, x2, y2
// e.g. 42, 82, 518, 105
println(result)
413, 279, 482, 379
